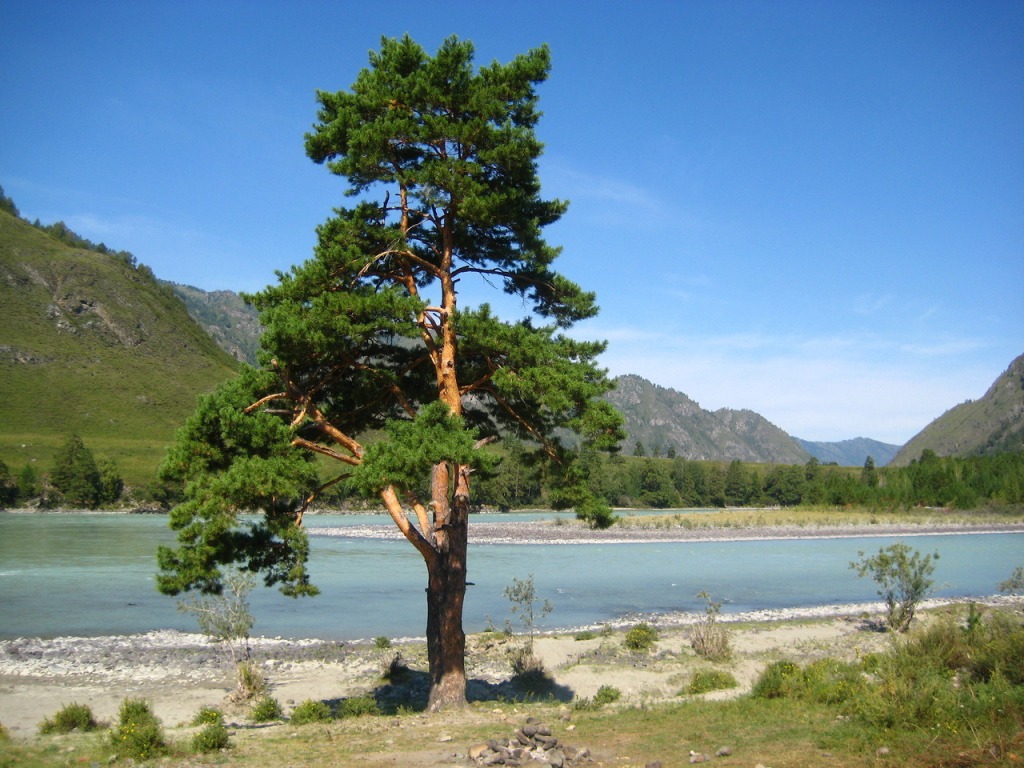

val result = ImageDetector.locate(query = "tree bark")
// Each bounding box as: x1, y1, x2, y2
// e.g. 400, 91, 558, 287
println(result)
424, 461, 469, 710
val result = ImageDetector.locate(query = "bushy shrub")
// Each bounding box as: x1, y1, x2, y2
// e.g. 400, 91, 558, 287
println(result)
109, 698, 167, 761
573, 630, 597, 641
232, 660, 268, 702
374, 635, 392, 649
289, 699, 334, 724
686, 669, 738, 695
336, 696, 380, 718
191, 706, 224, 726
38, 702, 99, 734
249, 696, 284, 723
751, 660, 802, 699
624, 622, 658, 651
191, 721, 230, 753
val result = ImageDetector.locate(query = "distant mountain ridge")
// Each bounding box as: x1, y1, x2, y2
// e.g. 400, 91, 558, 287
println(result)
795, 437, 900, 467
604, 374, 811, 463
164, 281, 261, 364
890, 352, 1024, 465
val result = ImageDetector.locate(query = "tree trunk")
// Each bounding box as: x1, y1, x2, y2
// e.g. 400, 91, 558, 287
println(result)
424, 549, 468, 711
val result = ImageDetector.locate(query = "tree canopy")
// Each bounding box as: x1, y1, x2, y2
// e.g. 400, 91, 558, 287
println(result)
157, 34, 623, 710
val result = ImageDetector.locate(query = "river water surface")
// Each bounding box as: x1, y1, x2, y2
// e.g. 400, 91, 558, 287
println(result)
1, 512, 1020, 640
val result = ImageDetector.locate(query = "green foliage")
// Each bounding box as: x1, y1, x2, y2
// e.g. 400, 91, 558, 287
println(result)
38, 702, 99, 734
177, 568, 255, 662
374, 635, 392, 650
689, 591, 731, 660
503, 573, 553, 655
191, 721, 231, 753
999, 565, 1024, 595
50, 435, 102, 507
573, 630, 598, 641
335, 696, 381, 718
686, 669, 739, 695
249, 697, 284, 723
191, 706, 224, 726
574, 684, 622, 710
624, 622, 659, 652
750, 660, 803, 699
109, 698, 167, 761
850, 543, 938, 632
0, 460, 16, 507
231, 660, 268, 703
289, 699, 334, 725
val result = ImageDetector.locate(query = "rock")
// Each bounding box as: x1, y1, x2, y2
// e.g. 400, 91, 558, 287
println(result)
715, 746, 733, 757
688, 752, 711, 763
876, 746, 890, 756
469, 743, 490, 760
548, 749, 566, 768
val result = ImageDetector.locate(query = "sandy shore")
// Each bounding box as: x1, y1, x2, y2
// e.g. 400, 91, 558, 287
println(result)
3, 595, 1022, 739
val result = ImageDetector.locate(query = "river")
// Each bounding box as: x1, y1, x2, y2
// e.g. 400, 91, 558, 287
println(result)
1, 512, 1020, 640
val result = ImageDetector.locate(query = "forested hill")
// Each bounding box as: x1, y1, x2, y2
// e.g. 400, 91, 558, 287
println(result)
890, 352, 1024, 466
604, 374, 811, 463
0, 207, 238, 481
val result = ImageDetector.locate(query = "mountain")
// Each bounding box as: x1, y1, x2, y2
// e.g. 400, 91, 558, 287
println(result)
165, 282, 261, 365
604, 374, 811, 463
889, 352, 1024, 466
795, 437, 900, 467
0, 209, 238, 484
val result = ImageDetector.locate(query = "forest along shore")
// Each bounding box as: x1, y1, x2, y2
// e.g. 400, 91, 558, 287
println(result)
311, 518, 1024, 544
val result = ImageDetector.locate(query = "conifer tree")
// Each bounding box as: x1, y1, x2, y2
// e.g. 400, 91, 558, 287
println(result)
157, 35, 622, 710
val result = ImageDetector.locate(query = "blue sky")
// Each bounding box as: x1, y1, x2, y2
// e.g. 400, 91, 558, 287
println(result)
3, 1, 1022, 445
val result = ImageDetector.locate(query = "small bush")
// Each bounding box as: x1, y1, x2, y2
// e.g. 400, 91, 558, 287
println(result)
232, 660, 268, 702
686, 669, 738, 695
373, 635, 392, 649
191, 721, 231, 753
574, 630, 597, 641
249, 697, 284, 723
624, 622, 658, 651
509, 644, 544, 675
336, 695, 380, 718
382, 651, 410, 681
751, 660, 802, 699
289, 699, 334, 725
689, 591, 731, 661
593, 685, 622, 705
38, 702, 99, 734
0, 722, 8, 741
191, 706, 224, 726
109, 698, 168, 762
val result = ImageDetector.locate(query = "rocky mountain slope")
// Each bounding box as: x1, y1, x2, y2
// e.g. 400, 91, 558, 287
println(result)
794, 437, 900, 467
604, 374, 811, 463
890, 352, 1024, 465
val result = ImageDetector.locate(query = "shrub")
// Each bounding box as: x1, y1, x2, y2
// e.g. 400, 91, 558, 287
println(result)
249, 697, 284, 723
0, 722, 8, 741
689, 591, 731, 661
593, 685, 622, 706
191, 706, 224, 726
374, 635, 392, 649
751, 660, 802, 699
336, 695, 380, 718
574, 630, 598, 641
850, 543, 938, 632
573, 685, 622, 711
38, 702, 99, 734
231, 659, 268, 702
289, 699, 334, 725
191, 721, 231, 753
686, 669, 738, 695
624, 622, 658, 651
109, 698, 168, 761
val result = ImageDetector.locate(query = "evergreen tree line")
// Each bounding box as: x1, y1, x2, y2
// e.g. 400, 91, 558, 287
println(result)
315, 441, 1023, 512
0, 435, 123, 509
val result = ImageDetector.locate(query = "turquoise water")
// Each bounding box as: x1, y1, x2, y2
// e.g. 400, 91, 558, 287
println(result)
0, 513, 1021, 640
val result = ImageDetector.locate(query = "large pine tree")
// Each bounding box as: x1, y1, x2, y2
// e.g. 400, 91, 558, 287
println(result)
157, 35, 622, 710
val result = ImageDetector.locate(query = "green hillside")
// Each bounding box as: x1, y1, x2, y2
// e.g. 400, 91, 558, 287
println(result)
890, 352, 1024, 466
0, 209, 238, 488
